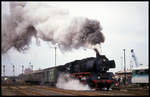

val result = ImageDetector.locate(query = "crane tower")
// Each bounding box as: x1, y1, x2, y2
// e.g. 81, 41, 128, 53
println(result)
131, 49, 138, 67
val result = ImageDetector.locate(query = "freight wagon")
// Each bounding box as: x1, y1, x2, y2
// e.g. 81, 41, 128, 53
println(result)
42, 66, 62, 86
23, 70, 44, 84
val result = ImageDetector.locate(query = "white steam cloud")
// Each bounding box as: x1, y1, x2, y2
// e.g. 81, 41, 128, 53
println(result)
56, 73, 91, 90
2, 2, 105, 54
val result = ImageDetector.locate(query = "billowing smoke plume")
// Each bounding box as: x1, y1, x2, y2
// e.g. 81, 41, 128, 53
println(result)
56, 73, 91, 90
2, 2, 105, 54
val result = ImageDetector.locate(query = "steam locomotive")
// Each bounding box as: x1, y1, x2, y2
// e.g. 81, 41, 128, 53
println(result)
61, 49, 116, 89
21, 49, 116, 90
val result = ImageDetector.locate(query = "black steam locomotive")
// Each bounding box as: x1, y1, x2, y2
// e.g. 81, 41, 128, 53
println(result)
61, 49, 116, 89
21, 49, 115, 90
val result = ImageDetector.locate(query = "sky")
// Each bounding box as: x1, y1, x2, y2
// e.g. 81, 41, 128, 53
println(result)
1, 1, 149, 76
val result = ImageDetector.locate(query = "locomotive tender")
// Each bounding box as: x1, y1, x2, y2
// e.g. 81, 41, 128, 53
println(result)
23, 48, 116, 90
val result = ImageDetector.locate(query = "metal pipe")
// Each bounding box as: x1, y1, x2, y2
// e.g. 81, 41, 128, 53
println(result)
94, 48, 100, 58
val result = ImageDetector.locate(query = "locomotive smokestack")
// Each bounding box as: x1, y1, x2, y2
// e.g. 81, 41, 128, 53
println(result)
94, 48, 100, 58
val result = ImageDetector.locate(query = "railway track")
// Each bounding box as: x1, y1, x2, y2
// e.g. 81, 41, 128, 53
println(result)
33, 86, 108, 96
2, 85, 101, 96
2, 85, 76, 96
2, 86, 26, 96
2, 85, 47, 96
34, 86, 93, 96
33, 86, 75, 95
2, 85, 149, 96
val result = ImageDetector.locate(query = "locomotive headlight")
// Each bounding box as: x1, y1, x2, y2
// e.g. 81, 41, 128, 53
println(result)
81, 77, 86, 80
98, 76, 101, 79
103, 59, 106, 62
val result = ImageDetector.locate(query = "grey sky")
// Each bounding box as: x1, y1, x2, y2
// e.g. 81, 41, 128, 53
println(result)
1, 1, 149, 76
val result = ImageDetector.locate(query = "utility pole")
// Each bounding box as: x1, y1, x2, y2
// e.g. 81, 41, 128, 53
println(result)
55, 46, 57, 67
3, 65, 5, 77
123, 49, 126, 85
50, 43, 58, 67
22, 65, 24, 74
123, 49, 126, 72
120, 56, 123, 71
31, 65, 33, 72
13, 65, 15, 76
29, 62, 33, 72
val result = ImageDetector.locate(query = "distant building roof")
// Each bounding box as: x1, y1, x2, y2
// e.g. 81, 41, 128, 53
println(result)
43, 64, 64, 70
132, 65, 149, 70
115, 70, 132, 74
24, 69, 43, 75
32, 70, 43, 74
